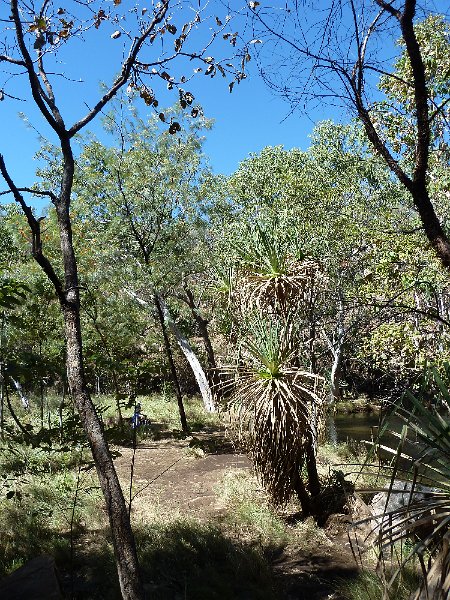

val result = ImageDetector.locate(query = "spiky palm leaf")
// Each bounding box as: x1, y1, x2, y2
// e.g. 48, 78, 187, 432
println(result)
225, 318, 324, 505
365, 371, 450, 600
234, 222, 323, 316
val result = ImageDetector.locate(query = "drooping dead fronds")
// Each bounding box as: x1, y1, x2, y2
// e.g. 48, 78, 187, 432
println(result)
238, 258, 324, 318
224, 318, 324, 505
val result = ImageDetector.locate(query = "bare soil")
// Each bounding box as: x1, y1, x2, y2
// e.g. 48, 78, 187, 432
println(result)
114, 428, 360, 600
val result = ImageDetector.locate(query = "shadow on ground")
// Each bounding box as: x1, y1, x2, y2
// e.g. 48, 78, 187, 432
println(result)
55, 520, 360, 600
273, 551, 359, 600
58, 521, 278, 600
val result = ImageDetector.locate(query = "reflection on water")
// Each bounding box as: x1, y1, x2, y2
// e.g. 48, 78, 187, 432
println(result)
327, 411, 404, 445
328, 408, 448, 476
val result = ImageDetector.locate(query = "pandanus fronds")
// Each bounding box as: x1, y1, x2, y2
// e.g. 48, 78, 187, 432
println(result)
235, 222, 324, 316
361, 367, 450, 600
224, 318, 324, 505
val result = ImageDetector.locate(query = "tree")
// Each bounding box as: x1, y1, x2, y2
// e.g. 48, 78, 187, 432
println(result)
222, 222, 325, 514
72, 107, 216, 414
245, 1, 450, 272
219, 123, 426, 396
0, 2, 246, 597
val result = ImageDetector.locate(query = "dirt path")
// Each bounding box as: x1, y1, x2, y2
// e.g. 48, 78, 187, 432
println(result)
114, 430, 360, 600
115, 432, 250, 519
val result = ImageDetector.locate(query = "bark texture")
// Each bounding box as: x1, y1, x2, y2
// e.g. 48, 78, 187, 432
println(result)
154, 294, 188, 431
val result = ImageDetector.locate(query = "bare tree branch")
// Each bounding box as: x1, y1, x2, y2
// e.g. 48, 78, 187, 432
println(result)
0, 154, 65, 302
68, 1, 169, 137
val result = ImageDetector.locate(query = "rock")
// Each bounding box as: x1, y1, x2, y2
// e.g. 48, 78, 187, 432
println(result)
0, 555, 62, 600
369, 480, 440, 537
370, 481, 437, 516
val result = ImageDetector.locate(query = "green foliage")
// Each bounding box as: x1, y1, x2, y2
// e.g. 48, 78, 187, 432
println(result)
338, 569, 420, 600
0, 277, 28, 311
0, 442, 99, 578
363, 366, 450, 600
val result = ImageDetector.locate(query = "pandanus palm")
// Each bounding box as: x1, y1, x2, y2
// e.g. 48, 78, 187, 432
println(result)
235, 222, 323, 318
226, 318, 324, 509
363, 367, 450, 600
222, 221, 325, 512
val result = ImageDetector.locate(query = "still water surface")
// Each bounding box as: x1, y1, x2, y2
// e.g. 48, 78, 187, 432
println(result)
328, 411, 405, 445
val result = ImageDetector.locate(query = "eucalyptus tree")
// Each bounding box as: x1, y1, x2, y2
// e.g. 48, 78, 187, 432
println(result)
72, 107, 216, 416
245, 1, 450, 273
0, 2, 248, 596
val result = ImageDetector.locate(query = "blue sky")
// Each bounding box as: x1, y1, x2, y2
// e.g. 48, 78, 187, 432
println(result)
0, 0, 389, 213
0, 54, 336, 186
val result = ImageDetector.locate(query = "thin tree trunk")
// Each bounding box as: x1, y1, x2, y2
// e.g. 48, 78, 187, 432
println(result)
10, 376, 29, 410
305, 439, 321, 499
182, 285, 217, 370
4, 375, 30, 437
154, 294, 188, 432
355, 1, 450, 272
181, 284, 225, 400
0, 364, 4, 439
156, 294, 216, 413
57, 199, 144, 599
127, 289, 216, 414
0, 153, 145, 599
330, 344, 344, 403
0, 3, 171, 593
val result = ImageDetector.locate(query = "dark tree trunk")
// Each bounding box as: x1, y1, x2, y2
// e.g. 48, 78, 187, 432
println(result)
154, 294, 188, 432
56, 197, 144, 599
293, 472, 311, 516
0, 152, 145, 599
183, 285, 217, 371
357, 0, 450, 273
182, 284, 223, 399
305, 439, 321, 499
63, 306, 144, 599
1, 3, 175, 595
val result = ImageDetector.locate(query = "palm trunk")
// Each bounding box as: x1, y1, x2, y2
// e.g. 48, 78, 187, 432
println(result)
305, 439, 321, 499
294, 474, 312, 516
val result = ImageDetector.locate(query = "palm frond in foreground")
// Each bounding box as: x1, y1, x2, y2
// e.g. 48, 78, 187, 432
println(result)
364, 371, 450, 600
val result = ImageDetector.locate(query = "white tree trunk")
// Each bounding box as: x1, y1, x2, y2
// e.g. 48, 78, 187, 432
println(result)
126, 289, 216, 413
156, 295, 216, 413
10, 376, 29, 409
